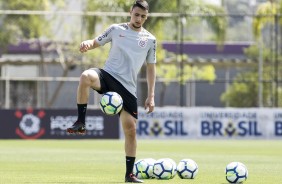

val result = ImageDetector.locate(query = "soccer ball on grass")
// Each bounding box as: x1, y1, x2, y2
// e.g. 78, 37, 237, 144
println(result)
133, 158, 156, 179
153, 158, 177, 179
176, 158, 199, 179
99, 92, 123, 115
165, 158, 177, 178
225, 162, 248, 183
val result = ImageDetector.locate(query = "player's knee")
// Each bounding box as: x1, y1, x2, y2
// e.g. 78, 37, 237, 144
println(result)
80, 71, 90, 85
80, 70, 97, 85
124, 125, 136, 138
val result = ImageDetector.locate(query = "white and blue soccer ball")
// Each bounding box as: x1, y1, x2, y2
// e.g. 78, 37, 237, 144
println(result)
133, 158, 156, 179
99, 92, 123, 115
225, 162, 248, 183
176, 159, 199, 179
165, 158, 177, 178
153, 158, 177, 180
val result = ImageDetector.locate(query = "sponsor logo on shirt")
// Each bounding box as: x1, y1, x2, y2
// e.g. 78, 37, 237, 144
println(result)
98, 26, 115, 41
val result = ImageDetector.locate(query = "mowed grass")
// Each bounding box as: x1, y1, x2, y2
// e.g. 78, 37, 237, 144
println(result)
0, 140, 282, 184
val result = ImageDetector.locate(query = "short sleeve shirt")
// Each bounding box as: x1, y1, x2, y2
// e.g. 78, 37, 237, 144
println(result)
95, 23, 157, 97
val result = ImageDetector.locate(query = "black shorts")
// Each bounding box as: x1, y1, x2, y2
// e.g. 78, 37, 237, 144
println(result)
92, 68, 138, 119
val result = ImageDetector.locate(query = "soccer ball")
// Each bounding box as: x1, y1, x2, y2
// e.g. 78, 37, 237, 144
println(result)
165, 158, 177, 178
177, 159, 199, 179
153, 158, 176, 179
99, 92, 123, 115
133, 158, 156, 179
226, 162, 248, 183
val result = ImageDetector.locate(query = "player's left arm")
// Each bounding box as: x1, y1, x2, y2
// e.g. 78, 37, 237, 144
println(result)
144, 63, 156, 113
144, 38, 157, 113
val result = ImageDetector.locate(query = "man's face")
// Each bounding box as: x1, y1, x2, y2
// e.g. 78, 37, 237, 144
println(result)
130, 7, 148, 30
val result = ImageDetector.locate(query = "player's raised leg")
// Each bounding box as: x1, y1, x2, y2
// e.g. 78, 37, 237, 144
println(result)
120, 110, 143, 183
67, 69, 101, 135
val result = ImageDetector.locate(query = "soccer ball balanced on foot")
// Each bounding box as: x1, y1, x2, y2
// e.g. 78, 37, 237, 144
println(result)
99, 92, 123, 115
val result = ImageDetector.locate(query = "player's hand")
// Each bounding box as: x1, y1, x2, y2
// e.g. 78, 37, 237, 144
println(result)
79, 40, 93, 53
144, 96, 155, 114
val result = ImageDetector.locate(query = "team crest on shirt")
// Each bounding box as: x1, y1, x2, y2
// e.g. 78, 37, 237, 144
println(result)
137, 37, 148, 48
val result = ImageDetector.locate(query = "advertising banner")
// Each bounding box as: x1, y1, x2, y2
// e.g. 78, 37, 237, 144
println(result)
133, 107, 282, 139
0, 109, 119, 139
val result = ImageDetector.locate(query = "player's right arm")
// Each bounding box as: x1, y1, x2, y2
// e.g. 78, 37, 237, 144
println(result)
80, 24, 116, 53
79, 39, 100, 53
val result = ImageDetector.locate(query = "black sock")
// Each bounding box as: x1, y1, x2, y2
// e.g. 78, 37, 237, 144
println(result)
77, 104, 87, 124
125, 156, 135, 177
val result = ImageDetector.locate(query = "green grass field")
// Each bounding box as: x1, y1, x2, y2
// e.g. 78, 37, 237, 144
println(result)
0, 140, 282, 184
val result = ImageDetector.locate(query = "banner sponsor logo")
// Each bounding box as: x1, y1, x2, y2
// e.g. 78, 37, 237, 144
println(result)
138, 120, 188, 136
137, 111, 188, 138
1, 108, 281, 139
15, 108, 45, 139
200, 111, 263, 137
275, 122, 282, 136
131, 108, 282, 139
0, 109, 119, 139
274, 112, 282, 136
50, 116, 105, 136
201, 120, 262, 137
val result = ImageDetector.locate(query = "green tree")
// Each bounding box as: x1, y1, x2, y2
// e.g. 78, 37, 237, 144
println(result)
0, 0, 71, 107
252, 0, 277, 38
221, 72, 259, 107
221, 0, 282, 107
0, 0, 65, 46
220, 68, 275, 107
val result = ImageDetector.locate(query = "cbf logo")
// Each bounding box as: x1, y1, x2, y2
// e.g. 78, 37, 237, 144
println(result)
15, 108, 45, 139
137, 120, 188, 137
201, 120, 262, 137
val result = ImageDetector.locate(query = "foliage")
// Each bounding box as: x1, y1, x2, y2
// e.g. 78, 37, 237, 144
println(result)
0, 0, 61, 48
157, 64, 178, 85
244, 45, 273, 63
198, 4, 227, 44
193, 65, 216, 81
253, 1, 278, 39
222, 43, 282, 107
157, 64, 215, 85
221, 71, 259, 107
158, 1, 226, 85
222, 0, 282, 107
221, 68, 281, 107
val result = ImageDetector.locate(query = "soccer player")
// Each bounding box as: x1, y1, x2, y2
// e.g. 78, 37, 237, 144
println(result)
67, 0, 156, 183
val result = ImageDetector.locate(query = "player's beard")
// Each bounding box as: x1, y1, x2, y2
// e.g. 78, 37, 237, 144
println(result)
132, 23, 141, 29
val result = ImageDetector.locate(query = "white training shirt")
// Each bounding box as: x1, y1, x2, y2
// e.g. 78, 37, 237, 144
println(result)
95, 23, 157, 97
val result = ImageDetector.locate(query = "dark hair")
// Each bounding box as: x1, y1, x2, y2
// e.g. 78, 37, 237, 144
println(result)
132, 0, 149, 11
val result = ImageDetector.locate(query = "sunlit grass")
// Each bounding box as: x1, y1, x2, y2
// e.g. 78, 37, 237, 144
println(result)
0, 140, 281, 184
